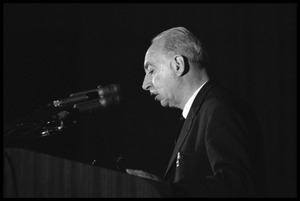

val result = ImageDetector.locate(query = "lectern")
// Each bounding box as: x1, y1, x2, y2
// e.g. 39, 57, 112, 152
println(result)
3, 148, 172, 198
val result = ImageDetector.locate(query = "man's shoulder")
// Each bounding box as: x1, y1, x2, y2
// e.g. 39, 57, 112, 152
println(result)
201, 81, 253, 114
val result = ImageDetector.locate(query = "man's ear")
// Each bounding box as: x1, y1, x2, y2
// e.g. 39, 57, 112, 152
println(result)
173, 55, 185, 76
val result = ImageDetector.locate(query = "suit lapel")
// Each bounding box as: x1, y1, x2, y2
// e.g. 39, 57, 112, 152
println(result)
163, 80, 215, 179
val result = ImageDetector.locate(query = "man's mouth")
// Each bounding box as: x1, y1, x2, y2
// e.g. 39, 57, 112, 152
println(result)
150, 92, 159, 100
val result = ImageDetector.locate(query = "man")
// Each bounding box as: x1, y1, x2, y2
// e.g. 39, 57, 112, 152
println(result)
126, 27, 266, 197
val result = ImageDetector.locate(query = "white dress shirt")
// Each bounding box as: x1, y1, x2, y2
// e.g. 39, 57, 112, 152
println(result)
182, 81, 208, 119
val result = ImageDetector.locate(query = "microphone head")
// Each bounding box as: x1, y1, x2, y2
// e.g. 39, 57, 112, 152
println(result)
73, 94, 122, 114
73, 84, 122, 114
97, 84, 120, 98
99, 93, 122, 107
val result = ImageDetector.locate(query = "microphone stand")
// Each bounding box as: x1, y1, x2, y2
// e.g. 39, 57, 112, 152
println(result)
4, 105, 78, 140
4, 85, 122, 140
4, 95, 121, 140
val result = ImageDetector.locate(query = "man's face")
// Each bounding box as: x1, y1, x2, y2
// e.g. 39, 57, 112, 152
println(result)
142, 43, 180, 108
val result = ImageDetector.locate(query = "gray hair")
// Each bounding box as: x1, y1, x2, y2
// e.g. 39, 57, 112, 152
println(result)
152, 27, 208, 67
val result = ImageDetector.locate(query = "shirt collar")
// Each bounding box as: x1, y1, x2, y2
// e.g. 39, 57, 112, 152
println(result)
182, 81, 208, 119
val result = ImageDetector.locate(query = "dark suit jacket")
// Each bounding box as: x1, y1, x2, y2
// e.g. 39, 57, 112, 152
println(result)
163, 80, 266, 197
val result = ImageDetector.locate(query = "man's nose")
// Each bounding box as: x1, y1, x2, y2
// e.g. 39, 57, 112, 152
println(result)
142, 75, 152, 91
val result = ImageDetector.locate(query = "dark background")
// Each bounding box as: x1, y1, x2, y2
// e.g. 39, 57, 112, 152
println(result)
3, 3, 297, 197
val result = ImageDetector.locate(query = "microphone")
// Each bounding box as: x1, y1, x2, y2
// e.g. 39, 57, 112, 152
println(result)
51, 84, 121, 108
73, 93, 122, 114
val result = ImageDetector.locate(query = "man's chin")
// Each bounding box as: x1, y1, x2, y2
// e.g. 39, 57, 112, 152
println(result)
159, 99, 169, 107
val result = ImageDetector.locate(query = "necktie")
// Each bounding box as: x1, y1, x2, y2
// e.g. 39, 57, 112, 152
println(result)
174, 116, 185, 145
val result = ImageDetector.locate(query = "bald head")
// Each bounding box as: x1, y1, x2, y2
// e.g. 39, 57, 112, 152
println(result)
151, 27, 208, 68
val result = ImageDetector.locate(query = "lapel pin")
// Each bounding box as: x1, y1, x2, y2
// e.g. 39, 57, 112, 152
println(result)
176, 152, 181, 167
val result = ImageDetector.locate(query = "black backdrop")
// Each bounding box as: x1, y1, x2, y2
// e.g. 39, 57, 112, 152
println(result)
3, 3, 297, 197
